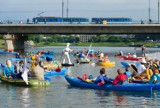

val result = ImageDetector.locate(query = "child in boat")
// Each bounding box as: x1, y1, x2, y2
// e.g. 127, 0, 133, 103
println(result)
15, 60, 24, 79
93, 68, 113, 86
103, 56, 110, 62
3, 60, 15, 79
112, 69, 127, 85
124, 67, 132, 82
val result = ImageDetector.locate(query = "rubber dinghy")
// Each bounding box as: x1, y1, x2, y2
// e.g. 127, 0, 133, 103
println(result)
0, 75, 51, 87
45, 68, 68, 76
65, 75, 152, 92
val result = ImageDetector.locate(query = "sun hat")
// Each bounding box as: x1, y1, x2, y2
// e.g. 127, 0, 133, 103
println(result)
141, 58, 146, 64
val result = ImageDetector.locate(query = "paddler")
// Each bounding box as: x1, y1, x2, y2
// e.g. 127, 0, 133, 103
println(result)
62, 43, 73, 64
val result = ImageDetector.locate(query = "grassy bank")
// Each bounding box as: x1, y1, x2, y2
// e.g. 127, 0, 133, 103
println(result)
0, 39, 160, 49
0, 40, 5, 49
35, 42, 160, 47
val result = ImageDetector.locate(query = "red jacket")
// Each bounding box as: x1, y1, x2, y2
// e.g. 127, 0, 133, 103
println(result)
112, 74, 127, 85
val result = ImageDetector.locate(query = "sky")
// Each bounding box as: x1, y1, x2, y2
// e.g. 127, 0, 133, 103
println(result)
0, 0, 159, 22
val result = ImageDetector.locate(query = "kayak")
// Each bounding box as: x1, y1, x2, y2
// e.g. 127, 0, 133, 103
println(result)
8, 58, 31, 61
43, 51, 54, 55
123, 56, 142, 61
131, 79, 160, 90
76, 59, 91, 64
45, 68, 68, 76
115, 54, 124, 58
0, 52, 18, 55
0, 75, 51, 87
65, 75, 152, 92
97, 61, 115, 67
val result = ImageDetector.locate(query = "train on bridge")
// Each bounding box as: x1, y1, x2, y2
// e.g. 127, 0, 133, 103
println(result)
32, 17, 132, 24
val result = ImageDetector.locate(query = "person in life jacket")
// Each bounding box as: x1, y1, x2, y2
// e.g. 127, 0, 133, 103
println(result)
112, 69, 127, 85
63, 43, 73, 64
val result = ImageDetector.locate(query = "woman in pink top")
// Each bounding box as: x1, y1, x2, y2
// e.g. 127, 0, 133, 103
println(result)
112, 69, 127, 85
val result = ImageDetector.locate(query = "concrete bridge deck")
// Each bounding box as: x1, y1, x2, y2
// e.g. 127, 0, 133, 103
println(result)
0, 24, 160, 34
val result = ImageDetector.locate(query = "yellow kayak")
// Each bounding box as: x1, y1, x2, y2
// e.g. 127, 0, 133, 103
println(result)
97, 61, 115, 67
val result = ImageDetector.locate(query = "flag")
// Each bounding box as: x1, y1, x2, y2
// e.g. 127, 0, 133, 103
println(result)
21, 58, 29, 85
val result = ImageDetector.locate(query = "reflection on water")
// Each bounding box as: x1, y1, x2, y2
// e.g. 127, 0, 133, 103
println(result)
0, 46, 160, 107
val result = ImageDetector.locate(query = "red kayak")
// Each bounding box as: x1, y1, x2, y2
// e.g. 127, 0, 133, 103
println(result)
115, 54, 124, 58
123, 56, 142, 61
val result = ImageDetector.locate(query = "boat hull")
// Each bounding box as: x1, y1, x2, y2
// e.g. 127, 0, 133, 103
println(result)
45, 68, 68, 76
62, 63, 74, 67
97, 61, 115, 67
65, 75, 152, 92
0, 75, 50, 87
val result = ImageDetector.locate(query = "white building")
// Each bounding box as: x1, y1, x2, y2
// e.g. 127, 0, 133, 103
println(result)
79, 35, 95, 42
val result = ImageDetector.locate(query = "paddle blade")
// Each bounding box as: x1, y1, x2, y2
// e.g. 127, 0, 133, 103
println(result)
21, 58, 29, 85
21, 69, 29, 85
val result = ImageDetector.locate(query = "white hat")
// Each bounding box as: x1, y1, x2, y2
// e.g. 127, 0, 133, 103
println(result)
141, 58, 146, 64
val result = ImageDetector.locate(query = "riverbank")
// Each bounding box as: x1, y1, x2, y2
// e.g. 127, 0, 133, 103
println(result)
36, 42, 160, 47
0, 39, 160, 49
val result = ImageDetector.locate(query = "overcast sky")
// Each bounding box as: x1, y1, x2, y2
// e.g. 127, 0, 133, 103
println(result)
0, 0, 159, 22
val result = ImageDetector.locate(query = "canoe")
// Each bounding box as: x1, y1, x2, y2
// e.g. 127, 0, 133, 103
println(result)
65, 75, 152, 92
62, 63, 74, 67
0, 75, 51, 87
45, 68, 68, 76
123, 56, 142, 61
0, 52, 18, 55
97, 61, 115, 67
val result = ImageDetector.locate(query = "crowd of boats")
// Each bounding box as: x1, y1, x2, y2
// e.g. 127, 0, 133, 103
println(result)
0, 43, 160, 93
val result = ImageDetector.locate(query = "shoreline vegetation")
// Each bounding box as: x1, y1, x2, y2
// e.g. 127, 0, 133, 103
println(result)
0, 39, 160, 49
35, 42, 160, 48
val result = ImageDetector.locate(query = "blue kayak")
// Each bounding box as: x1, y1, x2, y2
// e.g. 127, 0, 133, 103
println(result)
45, 68, 68, 76
121, 61, 130, 67
43, 52, 54, 55
0, 52, 18, 55
65, 75, 152, 92
8, 58, 31, 61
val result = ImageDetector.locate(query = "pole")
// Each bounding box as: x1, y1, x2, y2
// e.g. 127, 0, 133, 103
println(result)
66, 0, 69, 18
158, 0, 160, 24
62, 0, 64, 23
148, 0, 151, 23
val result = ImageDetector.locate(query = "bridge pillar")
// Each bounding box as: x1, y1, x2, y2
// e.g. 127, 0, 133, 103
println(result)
3, 34, 26, 51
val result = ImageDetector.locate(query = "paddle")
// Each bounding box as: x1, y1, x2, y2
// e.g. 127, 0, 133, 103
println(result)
121, 62, 138, 74
54, 61, 61, 72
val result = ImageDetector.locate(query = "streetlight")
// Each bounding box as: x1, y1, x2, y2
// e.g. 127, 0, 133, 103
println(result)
158, 0, 160, 24
62, 0, 64, 23
148, 0, 151, 24
66, 0, 69, 18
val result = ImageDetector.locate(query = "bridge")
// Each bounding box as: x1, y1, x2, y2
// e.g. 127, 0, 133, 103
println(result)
0, 24, 160, 34
1, 24, 160, 51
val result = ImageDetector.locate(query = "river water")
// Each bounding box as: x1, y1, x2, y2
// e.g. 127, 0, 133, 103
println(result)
1, 46, 160, 108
